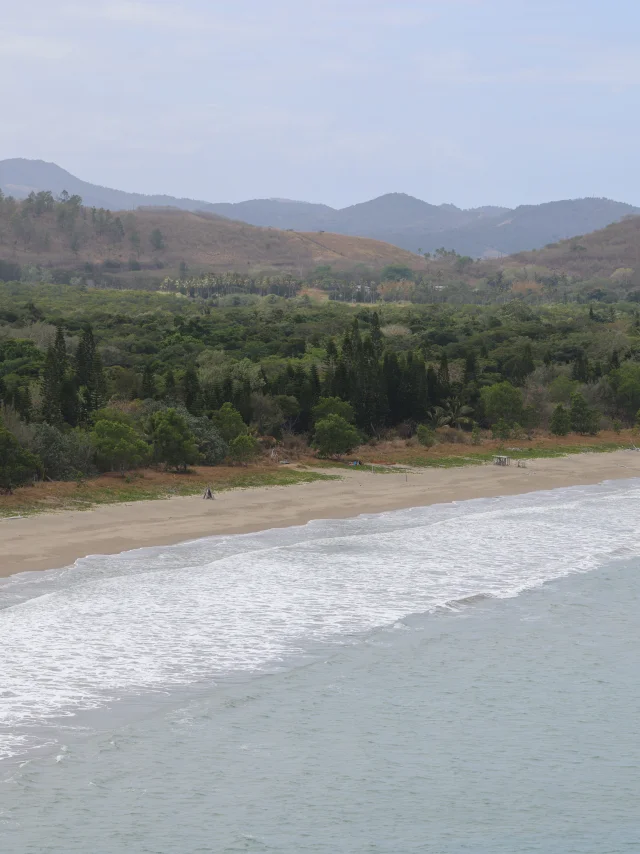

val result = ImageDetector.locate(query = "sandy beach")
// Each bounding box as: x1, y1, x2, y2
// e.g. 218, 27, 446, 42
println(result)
3, 450, 640, 578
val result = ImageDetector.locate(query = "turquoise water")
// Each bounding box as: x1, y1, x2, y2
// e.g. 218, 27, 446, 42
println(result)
2, 481, 640, 852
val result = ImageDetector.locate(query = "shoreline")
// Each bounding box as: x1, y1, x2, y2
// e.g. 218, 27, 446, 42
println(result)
3, 450, 640, 579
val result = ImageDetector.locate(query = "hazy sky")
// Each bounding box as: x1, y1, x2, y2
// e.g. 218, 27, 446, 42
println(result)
2, 0, 639, 208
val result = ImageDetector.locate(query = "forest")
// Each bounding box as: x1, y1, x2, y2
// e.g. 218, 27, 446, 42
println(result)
2, 276, 640, 492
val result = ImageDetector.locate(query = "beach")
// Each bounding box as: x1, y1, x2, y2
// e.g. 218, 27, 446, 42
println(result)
3, 449, 640, 578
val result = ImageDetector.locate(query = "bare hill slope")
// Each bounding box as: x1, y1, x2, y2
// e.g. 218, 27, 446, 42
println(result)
5, 159, 638, 258
0, 197, 428, 280
508, 215, 640, 280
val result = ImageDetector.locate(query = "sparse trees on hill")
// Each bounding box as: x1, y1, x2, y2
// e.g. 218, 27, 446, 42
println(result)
150, 228, 165, 251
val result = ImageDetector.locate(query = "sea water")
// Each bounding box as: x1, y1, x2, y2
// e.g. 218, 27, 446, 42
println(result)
1, 480, 640, 852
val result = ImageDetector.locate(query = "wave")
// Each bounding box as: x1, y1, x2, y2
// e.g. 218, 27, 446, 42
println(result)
1, 479, 639, 760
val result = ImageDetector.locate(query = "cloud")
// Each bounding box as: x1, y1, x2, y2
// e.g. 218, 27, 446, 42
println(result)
414, 46, 640, 87
63, 1, 224, 31
0, 35, 71, 60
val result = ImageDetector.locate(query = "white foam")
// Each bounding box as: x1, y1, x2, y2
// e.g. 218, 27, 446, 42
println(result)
1, 480, 639, 759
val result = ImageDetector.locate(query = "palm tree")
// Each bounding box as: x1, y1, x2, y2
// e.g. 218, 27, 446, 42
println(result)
428, 396, 474, 429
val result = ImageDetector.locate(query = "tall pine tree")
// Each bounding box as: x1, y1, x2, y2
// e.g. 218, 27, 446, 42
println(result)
141, 364, 156, 400
75, 325, 105, 422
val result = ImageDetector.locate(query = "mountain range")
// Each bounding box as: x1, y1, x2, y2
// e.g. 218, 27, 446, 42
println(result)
2, 158, 639, 259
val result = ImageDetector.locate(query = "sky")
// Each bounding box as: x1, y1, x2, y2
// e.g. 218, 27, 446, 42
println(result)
2, 0, 639, 208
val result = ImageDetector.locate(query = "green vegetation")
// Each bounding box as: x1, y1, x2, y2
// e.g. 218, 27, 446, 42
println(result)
0, 416, 41, 492
3, 273, 640, 503
313, 415, 361, 458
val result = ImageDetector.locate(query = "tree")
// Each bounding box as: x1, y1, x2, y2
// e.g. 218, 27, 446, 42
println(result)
429, 397, 474, 429
75, 326, 105, 421
480, 382, 523, 425
381, 264, 414, 282
150, 228, 165, 251
438, 352, 450, 388
149, 408, 199, 471
609, 362, 640, 421
550, 404, 570, 436
569, 392, 599, 435
92, 419, 149, 475
370, 311, 383, 359
164, 369, 177, 401
182, 365, 202, 414
0, 419, 41, 493
184, 413, 227, 465
228, 433, 260, 465
141, 364, 156, 400
463, 351, 478, 383
41, 346, 64, 425
313, 414, 361, 457
250, 393, 285, 436
312, 396, 355, 424
29, 423, 95, 480
210, 402, 247, 442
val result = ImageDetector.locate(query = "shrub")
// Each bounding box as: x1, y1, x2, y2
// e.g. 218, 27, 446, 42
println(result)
491, 418, 512, 440
28, 423, 95, 480
0, 418, 42, 492
416, 424, 436, 447
550, 404, 570, 436
313, 415, 361, 457
228, 433, 260, 465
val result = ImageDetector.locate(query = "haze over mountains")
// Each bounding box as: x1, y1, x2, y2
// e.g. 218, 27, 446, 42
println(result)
2, 158, 639, 260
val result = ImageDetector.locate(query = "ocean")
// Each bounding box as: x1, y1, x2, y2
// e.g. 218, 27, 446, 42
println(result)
1, 480, 640, 853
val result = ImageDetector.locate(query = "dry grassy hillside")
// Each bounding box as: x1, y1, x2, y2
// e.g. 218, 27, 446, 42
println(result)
509, 215, 640, 280
0, 197, 428, 279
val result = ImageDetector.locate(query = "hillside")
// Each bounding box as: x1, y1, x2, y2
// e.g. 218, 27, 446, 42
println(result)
0, 195, 428, 282
507, 215, 640, 282
4, 159, 638, 258
422, 198, 640, 259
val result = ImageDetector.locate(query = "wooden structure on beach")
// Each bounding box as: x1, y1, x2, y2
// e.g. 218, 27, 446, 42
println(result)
493, 455, 511, 466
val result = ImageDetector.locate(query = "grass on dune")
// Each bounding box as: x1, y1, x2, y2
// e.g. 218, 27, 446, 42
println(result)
0, 467, 339, 518
399, 441, 631, 468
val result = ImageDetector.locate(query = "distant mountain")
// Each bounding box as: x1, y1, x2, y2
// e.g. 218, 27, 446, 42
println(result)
0, 158, 215, 213
2, 159, 638, 258
206, 198, 336, 231
419, 198, 640, 258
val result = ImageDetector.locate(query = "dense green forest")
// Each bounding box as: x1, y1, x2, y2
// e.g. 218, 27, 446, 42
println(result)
3, 278, 640, 490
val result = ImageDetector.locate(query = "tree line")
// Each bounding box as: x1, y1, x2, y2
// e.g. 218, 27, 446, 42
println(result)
4, 282, 640, 491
